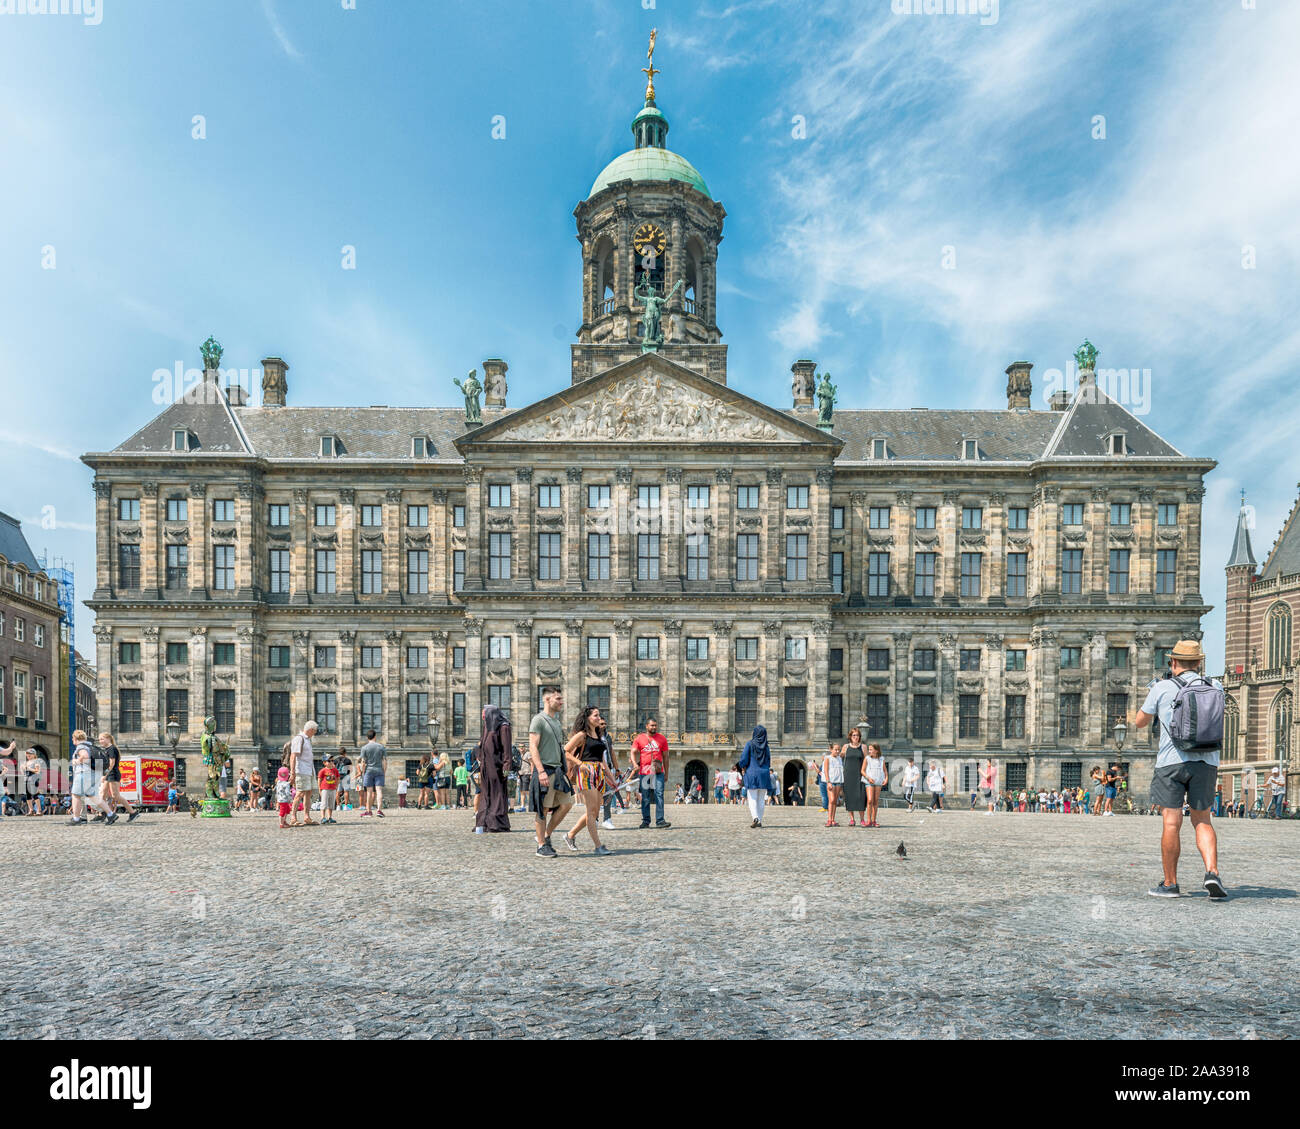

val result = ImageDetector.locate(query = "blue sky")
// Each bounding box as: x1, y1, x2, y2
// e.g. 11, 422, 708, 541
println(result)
1, 0, 1296, 664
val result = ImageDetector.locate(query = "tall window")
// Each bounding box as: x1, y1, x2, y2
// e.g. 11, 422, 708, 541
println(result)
686, 485, 710, 509
453, 646, 465, 669
488, 636, 511, 660
736, 534, 759, 581
786, 485, 809, 510
268, 503, 290, 527
830, 552, 843, 594
268, 549, 289, 594
118, 688, 142, 732
685, 637, 709, 661
686, 534, 709, 580
360, 504, 382, 527
118, 544, 140, 589
734, 686, 757, 732
1108, 549, 1130, 594
960, 648, 981, 671
587, 637, 610, 660
361, 693, 383, 733
119, 641, 141, 665
1107, 646, 1129, 670
637, 685, 661, 730
537, 533, 561, 580
1274, 692, 1292, 761
489, 534, 512, 580
1059, 694, 1081, 738
637, 533, 660, 580
1004, 695, 1026, 739
685, 687, 709, 732
452, 693, 465, 737
212, 545, 235, 590
866, 694, 890, 739
783, 687, 807, 733
587, 534, 610, 581
587, 484, 610, 509
914, 553, 936, 597
406, 505, 429, 527
1109, 502, 1132, 526
1267, 603, 1292, 668
314, 692, 337, 735
362, 550, 383, 594
166, 688, 189, 731
537, 484, 562, 509
1006, 649, 1027, 671
167, 545, 189, 590
1106, 693, 1129, 732
34, 675, 45, 724
785, 637, 807, 661
958, 695, 981, 738
1156, 550, 1177, 594
407, 646, 428, 668
212, 499, 235, 523
314, 504, 336, 527
166, 497, 188, 522
407, 693, 429, 735
406, 551, 429, 595
166, 642, 188, 665
453, 550, 465, 591
785, 534, 808, 581
585, 685, 608, 714
1158, 503, 1179, 526
314, 646, 336, 668
960, 553, 982, 597
867, 648, 890, 670
735, 637, 758, 661
453, 505, 465, 527
912, 695, 935, 740
869, 506, 890, 529
1006, 553, 1027, 597
117, 498, 140, 521
536, 636, 560, 661
212, 642, 235, 666
636, 637, 660, 661
1222, 698, 1239, 760
213, 689, 235, 733
868, 553, 889, 597
360, 646, 382, 669
915, 507, 936, 530
1062, 549, 1083, 595
1059, 502, 1083, 526
314, 549, 336, 594
268, 646, 290, 668
831, 506, 845, 530
828, 694, 844, 741
913, 648, 936, 671
736, 485, 760, 509
1058, 644, 1080, 669
1007, 507, 1029, 530
488, 484, 511, 508
961, 506, 982, 530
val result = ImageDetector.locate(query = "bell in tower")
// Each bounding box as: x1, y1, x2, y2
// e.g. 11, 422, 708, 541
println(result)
571, 30, 729, 386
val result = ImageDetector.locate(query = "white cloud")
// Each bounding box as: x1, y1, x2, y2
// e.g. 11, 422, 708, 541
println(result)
262, 0, 302, 61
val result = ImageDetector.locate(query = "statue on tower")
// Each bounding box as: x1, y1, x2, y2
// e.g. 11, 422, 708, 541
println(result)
1074, 339, 1099, 373
636, 277, 683, 353
453, 370, 483, 424
643, 28, 660, 101
200, 336, 223, 372
816, 371, 838, 428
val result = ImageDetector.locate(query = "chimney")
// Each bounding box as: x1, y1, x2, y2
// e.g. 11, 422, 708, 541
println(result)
226, 379, 248, 407
1005, 361, 1032, 410
1048, 389, 1070, 411
261, 357, 289, 408
791, 359, 816, 408
482, 358, 509, 408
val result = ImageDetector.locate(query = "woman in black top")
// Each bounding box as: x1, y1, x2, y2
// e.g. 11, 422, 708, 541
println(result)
561, 707, 614, 855
841, 726, 867, 827
97, 732, 140, 821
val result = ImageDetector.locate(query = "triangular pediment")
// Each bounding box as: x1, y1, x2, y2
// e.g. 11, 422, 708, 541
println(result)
456, 353, 839, 450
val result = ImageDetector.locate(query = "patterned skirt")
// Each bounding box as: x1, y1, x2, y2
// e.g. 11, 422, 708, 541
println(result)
577, 762, 611, 794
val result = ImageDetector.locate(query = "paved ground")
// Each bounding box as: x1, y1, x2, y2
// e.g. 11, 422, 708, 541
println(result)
2, 802, 1297, 1039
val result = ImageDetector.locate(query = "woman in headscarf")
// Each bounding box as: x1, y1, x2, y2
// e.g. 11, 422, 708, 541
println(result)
474, 704, 512, 833
738, 725, 772, 829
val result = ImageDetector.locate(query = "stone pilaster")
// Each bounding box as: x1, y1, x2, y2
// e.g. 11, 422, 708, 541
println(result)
893, 492, 913, 600
384, 630, 401, 741
188, 482, 208, 598
93, 480, 113, 595
515, 468, 533, 583
514, 619, 534, 729
764, 620, 782, 746
566, 467, 585, 589
383, 489, 402, 600
236, 625, 256, 744
664, 468, 682, 581
938, 632, 957, 747
988, 492, 1006, 598
189, 626, 208, 734
463, 468, 483, 591
338, 489, 356, 599
663, 618, 683, 736
1088, 489, 1109, 597
939, 493, 960, 601
984, 633, 1004, 749
1184, 486, 1204, 597
237, 482, 256, 595
563, 617, 582, 705
292, 630, 311, 734
765, 469, 783, 592
141, 483, 160, 597
614, 467, 632, 586
814, 469, 832, 586
291, 490, 310, 603
714, 468, 732, 586
143, 626, 161, 741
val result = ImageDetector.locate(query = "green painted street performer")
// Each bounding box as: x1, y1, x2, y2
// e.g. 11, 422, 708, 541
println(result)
201, 715, 230, 802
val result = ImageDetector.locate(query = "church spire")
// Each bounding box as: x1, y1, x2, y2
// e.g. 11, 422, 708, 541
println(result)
632, 29, 669, 149
1227, 490, 1257, 569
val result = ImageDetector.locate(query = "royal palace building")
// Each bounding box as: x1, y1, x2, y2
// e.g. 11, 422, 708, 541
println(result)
83, 46, 1214, 801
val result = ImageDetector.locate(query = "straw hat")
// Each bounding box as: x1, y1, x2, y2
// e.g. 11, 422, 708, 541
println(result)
1169, 639, 1205, 663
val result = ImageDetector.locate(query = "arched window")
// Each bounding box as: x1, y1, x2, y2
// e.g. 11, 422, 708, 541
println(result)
1223, 697, 1240, 762
1272, 690, 1291, 762
1267, 602, 1292, 668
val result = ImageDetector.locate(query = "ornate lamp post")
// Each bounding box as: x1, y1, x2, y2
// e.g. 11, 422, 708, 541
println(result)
166, 718, 181, 751
1112, 720, 1128, 753
427, 715, 441, 754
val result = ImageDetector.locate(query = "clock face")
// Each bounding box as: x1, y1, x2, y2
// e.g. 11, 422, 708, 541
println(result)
632, 222, 667, 255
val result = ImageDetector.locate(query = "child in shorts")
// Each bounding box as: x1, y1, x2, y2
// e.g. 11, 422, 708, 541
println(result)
166, 785, 178, 813
275, 766, 293, 828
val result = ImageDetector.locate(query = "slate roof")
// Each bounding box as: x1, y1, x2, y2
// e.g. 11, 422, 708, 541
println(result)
112, 394, 250, 455
1042, 386, 1182, 458
1227, 505, 1257, 569
795, 409, 1061, 462
1259, 495, 1300, 581
0, 511, 42, 571
233, 407, 472, 460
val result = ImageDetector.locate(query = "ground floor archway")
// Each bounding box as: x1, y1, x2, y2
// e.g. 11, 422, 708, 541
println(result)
683, 759, 709, 802
782, 760, 806, 804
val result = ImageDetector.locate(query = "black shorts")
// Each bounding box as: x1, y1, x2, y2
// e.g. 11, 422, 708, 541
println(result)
529, 767, 570, 814
104, 771, 121, 784
1150, 760, 1217, 812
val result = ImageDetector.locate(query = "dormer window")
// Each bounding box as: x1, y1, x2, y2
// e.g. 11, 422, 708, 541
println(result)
412, 436, 431, 458
172, 429, 192, 452
962, 439, 980, 460
1107, 431, 1127, 455
320, 435, 338, 457
872, 438, 888, 460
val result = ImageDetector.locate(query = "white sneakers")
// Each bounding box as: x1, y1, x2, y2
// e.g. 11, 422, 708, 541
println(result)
600, 819, 615, 830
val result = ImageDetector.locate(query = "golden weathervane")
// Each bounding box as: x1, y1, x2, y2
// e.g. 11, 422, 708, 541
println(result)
642, 27, 660, 101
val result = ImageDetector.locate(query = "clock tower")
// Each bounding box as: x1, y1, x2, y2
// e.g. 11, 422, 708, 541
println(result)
572, 31, 729, 386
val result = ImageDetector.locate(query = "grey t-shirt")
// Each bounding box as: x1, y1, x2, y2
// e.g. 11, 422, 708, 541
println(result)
360, 741, 386, 771
529, 710, 564, 770
1141, 672, 1223, 769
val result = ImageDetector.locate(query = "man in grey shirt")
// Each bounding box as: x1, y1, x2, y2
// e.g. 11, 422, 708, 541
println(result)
359, 730, 386, 818
528, 686, 572, 858
1135, 639, 1226, 900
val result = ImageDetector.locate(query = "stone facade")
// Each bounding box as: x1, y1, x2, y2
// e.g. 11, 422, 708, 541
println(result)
81, 61, 1215, 802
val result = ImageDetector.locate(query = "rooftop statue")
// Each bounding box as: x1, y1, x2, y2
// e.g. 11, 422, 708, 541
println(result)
200, 336, 223, 372
636, 277, 683, 353
454, 370, 483, 425
816, 371, 837, 428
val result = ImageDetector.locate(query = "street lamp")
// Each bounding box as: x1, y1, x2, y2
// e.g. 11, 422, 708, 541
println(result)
1112, 720, 1128, 752
427, 715, 441, 752
165, 718, 181, 751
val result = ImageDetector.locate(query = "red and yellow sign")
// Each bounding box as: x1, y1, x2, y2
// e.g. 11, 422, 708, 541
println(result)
120, 756, 174, 807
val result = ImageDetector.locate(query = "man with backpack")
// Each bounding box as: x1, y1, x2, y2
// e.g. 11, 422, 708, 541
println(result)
1135, 639, 1227, 900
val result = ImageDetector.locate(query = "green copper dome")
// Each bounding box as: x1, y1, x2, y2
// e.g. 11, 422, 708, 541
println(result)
588, 147, 711, 199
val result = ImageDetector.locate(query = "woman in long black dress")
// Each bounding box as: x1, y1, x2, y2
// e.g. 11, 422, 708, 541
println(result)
841, 726, 868, 827
474, 705, 512, 833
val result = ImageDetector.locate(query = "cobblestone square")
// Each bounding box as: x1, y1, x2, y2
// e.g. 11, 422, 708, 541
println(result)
3, 805, 1297, 1040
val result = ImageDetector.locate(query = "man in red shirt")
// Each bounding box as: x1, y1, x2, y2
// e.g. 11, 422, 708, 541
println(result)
318, 755, 341, 824
630, 718, 671, 830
